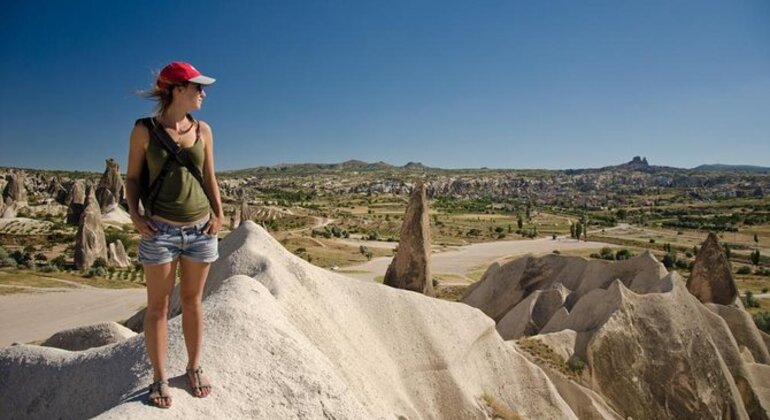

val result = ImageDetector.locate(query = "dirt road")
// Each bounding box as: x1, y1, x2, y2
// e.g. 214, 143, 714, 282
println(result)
0, 287, 146, 347
340, 236, 616, 282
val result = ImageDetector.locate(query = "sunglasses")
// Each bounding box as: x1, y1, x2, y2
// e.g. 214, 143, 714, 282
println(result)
180, 82, 205, 92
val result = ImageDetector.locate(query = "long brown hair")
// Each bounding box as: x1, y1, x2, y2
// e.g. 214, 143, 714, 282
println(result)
140, 71, 175, 117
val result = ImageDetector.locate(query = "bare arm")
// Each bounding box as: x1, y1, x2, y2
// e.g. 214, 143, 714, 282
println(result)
199, 121, 225, 233
125, 123, 155, 236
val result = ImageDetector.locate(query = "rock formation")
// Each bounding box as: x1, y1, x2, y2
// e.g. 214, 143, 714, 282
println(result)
41, 322, 136, 351
107, 240, 130, 268
1, 197, 16, 219
1, 222, 577, 419
230, 208, 237, 230
2, 171, 27, 204
462, 252, 770, 419
95, 158, 125, 213
462, 251, 669, 325
65, 180, 86, 225
687, 232, 738, 305
383, 181, 433, 296
47, 176, 68, 204
74, 185, 108, 270
239, 199, 250, 226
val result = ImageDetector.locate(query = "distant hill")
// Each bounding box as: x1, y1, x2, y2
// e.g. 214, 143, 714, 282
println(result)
565, 156, 682, 175
692, 164, 770, 174
8, 158, 768, 177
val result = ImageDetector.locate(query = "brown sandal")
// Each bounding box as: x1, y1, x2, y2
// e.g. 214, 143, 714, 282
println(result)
186, 366, 212, 398
148, 379, 172, 408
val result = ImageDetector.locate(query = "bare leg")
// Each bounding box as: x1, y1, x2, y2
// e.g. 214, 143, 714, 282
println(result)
143, 260, 177, 408
179, 257, 212, 397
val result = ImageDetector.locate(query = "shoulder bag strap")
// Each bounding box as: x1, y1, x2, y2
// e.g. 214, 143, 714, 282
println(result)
138, 118, 176, 214
148, 118, 213, 207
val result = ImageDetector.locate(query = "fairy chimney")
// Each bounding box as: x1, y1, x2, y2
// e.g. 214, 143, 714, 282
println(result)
686, 233, 738, 305
66, 180, 86, 225
2, 171, 27, 204
384, 181, 434, 296
75, 185, 108, 270
1, 197, 16, 219
107, 240, 130, 268
240, 200, 250, 227
96, 159, 125, 213
47, 177, 68, 204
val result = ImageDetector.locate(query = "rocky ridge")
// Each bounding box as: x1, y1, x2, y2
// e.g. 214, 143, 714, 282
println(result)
462, 250, 770, 419
1, 222, 577, 419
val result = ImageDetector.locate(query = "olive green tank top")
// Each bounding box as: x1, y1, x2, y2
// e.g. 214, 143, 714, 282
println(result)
145, 124, 211, 222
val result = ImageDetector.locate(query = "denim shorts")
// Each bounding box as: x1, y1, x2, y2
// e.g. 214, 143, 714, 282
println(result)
138, 218, 219, 265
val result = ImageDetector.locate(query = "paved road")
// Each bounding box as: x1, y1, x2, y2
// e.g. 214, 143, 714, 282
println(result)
0, 286, 146, 347
340, 236, 616, 282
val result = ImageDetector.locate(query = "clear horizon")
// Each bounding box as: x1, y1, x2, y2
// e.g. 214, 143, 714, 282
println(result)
2, 156, 768, 174
1, 1, 769, 172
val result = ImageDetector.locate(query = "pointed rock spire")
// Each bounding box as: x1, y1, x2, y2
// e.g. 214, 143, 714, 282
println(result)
75, 185, 108, 270
96, 158, 125, 212
686, 232, 738, 305
66, 180, 86, 225
384, 180, 433, 296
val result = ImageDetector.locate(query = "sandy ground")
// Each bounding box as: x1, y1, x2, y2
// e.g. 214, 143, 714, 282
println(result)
340, 236, 616, 282
0, 286, 146, 347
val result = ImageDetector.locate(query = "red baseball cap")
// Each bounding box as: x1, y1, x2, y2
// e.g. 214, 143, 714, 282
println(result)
156, 61, 216, 89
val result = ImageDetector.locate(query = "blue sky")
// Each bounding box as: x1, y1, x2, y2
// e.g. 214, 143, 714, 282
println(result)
1, 1, 768, 171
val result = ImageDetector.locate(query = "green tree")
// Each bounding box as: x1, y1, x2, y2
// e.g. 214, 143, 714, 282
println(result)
600, 247, 614, 260
575, 223, 583, 241
615, 249, 632, 260
751, 249, 761, 266
92, 257, 108, 269
517, 215, 523, 230
526, 203, 532, 221
570, 224, 576, 238
746, 291, 760, 308
662, 254, 675, 269
616, 208, 628, 220
754, 312, 770, 334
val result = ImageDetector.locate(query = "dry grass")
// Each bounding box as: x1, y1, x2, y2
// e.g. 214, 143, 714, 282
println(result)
465, 263, 492, 282
433, 272, 472, 283
433, 284, 469, 302
283, 236, 392, 268
480, 392, 523, 420
517, 337, 583, 382
0, 268, 144, 290
735, 276, 770, 294
0, 270, 76, 289
0, 286, 34, 295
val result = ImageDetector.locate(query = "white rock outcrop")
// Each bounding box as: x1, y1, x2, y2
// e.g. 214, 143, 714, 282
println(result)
0, 221, 577, 419
41, 322, 136, 351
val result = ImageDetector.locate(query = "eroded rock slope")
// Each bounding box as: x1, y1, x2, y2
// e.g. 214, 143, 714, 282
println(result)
1, 222, 576, 420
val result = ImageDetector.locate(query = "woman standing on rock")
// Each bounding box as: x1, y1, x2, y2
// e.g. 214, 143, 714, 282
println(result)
125, 61, 223, 408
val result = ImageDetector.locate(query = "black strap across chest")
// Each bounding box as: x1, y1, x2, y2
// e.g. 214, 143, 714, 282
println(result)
136, 116, 208, 213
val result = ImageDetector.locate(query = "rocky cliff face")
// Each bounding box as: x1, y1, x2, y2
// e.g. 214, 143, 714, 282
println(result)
463, 251, 770, 419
